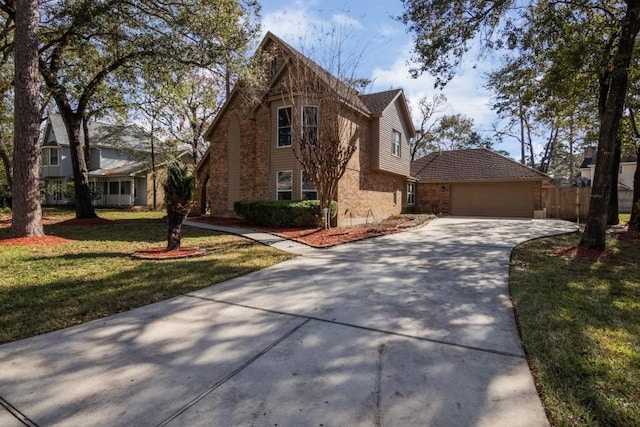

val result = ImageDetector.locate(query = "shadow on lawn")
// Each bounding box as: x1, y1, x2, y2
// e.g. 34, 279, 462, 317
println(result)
512, 235, 640, 426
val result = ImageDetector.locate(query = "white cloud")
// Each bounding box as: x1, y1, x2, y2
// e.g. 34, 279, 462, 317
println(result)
331, 13, 364, 30
261, 1, 318, 41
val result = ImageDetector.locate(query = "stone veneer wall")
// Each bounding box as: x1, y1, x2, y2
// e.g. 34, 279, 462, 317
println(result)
414, 183, 451, 215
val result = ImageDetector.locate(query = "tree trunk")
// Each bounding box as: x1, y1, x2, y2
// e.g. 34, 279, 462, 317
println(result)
581, 0, 640, 249
167, 217, 182, 251
11, 0, 43, 237
166, 208, 188, 250
0, 137, 12, 190
607, 137, 621, 225
58, 110, 97, 219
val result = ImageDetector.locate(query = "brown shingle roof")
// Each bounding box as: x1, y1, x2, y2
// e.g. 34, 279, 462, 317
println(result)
411, 148, 548, 182
359, 89, 403, 114
265, 32, 372, 114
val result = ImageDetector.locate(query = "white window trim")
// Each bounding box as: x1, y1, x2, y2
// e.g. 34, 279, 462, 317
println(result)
392, 129, 401, 157
300, 170, 318, 200
276, 170, 293, 200
41, 148, 49, 166
407, 182, 416, 206
277, 106, 292, 148
49, 147, 60, 166
301, 105, 319, 145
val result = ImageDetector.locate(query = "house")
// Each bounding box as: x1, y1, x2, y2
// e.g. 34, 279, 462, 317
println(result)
578, 147, 637, 212
410, 148, 549, 217
196, 32, 415, 225
40, 114, 187, 208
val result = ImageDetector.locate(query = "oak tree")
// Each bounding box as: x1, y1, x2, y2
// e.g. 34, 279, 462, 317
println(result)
401, 0, 640, 249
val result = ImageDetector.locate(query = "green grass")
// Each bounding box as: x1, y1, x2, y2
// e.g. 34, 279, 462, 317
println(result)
510, 231, 640, 426
0, 209, 293, 344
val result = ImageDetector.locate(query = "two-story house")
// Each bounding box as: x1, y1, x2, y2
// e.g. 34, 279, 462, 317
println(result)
579, 146, 638, 211
196, 32, 415, 225
40, 114, 185, 208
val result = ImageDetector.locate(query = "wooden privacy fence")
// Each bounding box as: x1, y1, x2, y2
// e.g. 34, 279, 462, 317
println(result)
542, 186, 591, 221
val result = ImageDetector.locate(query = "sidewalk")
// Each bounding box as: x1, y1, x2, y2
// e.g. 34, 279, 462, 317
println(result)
183, 218, 321, 256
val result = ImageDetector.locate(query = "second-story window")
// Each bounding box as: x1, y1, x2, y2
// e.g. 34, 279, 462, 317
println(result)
302, 106, 318, 145
392, 130, 401, 157
278, 107, 292, 147
49, 148, 59, 166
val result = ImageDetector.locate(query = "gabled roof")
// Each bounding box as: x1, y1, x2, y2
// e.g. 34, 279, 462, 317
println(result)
43, 114, 151, 152
359, 89, 403, 114
262, 32, 372, 114
205, 32, 415, 141
411, 148, 548, 182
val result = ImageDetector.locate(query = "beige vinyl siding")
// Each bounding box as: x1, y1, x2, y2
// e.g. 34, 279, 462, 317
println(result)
227, 117, 241, 210
374, 98, 411, 176
270, 101, 299, 199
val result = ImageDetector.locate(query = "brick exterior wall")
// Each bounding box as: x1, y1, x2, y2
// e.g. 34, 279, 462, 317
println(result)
336, 115, 406, 225
414, 183, 451, 215
196, 36, 412, 223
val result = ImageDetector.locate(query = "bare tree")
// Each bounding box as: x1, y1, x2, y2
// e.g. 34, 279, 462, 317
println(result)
410, 94, 447, 161
279, 41, 362, 229
11, 0, 42, 237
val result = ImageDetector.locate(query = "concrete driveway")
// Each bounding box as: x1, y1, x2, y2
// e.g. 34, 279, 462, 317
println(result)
0, 217, 576, 426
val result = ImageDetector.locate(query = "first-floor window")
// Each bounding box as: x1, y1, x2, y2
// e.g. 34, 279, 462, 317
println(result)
120, 181, 131, 195
407, 182, 415, 206
277, 170, 292, 200
109, 181, 119, 195
301, 171, 318, 200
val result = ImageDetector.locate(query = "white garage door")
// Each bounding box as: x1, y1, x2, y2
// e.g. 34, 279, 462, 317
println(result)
450, 182, 535, 217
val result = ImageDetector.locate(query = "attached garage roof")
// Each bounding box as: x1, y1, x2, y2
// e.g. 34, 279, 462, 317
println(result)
411, 148, 548, 182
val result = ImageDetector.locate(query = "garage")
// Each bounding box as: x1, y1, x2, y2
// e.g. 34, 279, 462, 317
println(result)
450, 181, 535, 217
410, 148, 549, 218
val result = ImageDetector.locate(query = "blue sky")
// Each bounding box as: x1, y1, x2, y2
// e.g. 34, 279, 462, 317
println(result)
258, 0, 518, 158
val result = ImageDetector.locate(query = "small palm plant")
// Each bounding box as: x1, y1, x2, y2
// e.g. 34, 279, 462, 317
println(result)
163, 161, 196, 251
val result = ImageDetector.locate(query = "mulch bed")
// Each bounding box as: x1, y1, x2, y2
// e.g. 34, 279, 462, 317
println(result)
0, 235, 74, 247
552, 246, 622, 263
194, 216, 412, 247
552, 224, 638, 263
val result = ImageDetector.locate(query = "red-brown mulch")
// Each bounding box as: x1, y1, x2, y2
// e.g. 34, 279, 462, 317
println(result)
194, 216, 407, 247
131, 247, 205, 260
0, 235, 74, 247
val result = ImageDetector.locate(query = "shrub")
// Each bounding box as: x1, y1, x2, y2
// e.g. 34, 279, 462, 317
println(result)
234, 200, 337, 228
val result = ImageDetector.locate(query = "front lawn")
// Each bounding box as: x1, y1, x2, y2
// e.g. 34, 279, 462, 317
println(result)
510, 229, 639, 426
0, 209, 292, 344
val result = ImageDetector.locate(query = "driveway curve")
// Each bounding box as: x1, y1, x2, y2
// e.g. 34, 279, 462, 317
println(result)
0, 217, 577, 427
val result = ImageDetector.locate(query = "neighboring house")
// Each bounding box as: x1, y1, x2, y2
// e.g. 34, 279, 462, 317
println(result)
410, 148, 549, 217
578, 146, 637, 211
579, 146, 637, 189
196, 32, 415, 225
40, 114, 187, 208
